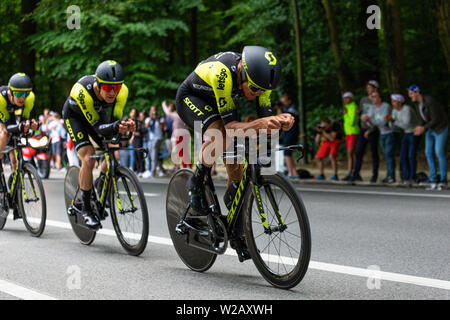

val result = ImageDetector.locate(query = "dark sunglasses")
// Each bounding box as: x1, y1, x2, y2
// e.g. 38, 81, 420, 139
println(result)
13, 91, 30, 98
248, 83, 265, 93
101, 84, 122, 93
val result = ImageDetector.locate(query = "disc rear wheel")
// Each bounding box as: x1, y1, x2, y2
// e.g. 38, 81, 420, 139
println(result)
64, 166, 96, 245
166, 169, 217, 272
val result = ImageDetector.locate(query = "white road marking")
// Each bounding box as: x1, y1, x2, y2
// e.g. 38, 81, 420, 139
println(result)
0, 279, 57, 300
295, 187, 450, 199
118, 191, 159, 198
29, 218, 450, 292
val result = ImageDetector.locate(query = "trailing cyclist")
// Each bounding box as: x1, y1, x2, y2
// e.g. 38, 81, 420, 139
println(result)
0, 73, 39, 218
62, 60, 136, 229
175, 46, 295, 258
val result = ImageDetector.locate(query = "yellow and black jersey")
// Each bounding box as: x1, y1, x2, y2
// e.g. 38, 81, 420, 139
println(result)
182, 51, 273, 125
64, 75, 128, 125
0, 85, 35, 127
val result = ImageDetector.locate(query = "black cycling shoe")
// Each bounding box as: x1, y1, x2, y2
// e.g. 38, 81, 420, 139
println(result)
81, 211, 101, 229
231, 236, 251, 262
80, 189, 101, 229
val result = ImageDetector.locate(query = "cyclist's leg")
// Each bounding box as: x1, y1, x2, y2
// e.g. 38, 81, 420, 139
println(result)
8, 150, 16, 173
0, 123, 9, 160
63, 107, 101, 228
175, 86, 222, 212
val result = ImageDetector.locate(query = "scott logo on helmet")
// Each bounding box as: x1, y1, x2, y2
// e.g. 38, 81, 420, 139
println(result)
264, 52, 277, 66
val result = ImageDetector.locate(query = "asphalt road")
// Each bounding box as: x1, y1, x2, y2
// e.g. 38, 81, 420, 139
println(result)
0, 175, 449, 300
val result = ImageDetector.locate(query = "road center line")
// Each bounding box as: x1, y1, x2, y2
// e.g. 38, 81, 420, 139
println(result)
33, 218, 450, 291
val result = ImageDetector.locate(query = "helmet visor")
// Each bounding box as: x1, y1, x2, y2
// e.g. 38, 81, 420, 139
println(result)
248, 83, 265, 93
13, 91, 30, 98
101, 84, 122, 93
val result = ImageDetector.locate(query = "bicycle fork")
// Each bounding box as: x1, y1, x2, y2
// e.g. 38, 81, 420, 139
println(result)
252, 184, 287, 235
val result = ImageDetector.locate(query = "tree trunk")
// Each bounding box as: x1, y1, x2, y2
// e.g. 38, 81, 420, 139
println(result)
436, 0, 450, 73
380, 0, 405, 92
20, 0, 38, 78
291, 0, 308, 163
321, 0, 353, 93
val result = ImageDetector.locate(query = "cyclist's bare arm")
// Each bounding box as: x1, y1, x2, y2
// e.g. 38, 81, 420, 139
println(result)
224, 115, 288, 137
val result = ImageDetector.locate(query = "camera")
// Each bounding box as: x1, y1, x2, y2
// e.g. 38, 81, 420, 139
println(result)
315, 123, 326, 135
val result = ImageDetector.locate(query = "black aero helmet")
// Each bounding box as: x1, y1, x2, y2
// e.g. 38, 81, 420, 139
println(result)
8, 73, 33, 91
241, 46, 281, 90
95, 60, 125, 84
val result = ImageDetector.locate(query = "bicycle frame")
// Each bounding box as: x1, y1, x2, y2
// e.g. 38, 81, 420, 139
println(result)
3, 137, 40, 207
204, 155, 286, 237
76, 143, 140, 219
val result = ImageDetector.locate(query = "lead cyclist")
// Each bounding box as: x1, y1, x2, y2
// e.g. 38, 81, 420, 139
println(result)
175, 46, 294, 258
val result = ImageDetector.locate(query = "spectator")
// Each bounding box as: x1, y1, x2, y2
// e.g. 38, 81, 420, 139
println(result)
132, 109, 147, 176
122, 108, 138, 171
385, 94, 420, 184
352, 81, 380, 183
161, 100, 190, 169
342, 92, 360, 181
363, 90, 395, 183
314, 117, 343, 181
409, 85, 448, 189
143, 106, 166, 178
48, 112, 66, 171
279, 95, 300, 180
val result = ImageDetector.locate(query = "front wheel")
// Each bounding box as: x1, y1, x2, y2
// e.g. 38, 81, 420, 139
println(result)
17, 163, 47, 237
243, 173, 311, 289
110, 166, 149, 256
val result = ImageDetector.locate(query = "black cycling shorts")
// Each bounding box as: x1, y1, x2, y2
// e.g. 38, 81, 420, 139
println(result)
62, 100, 103, 151
175, 81, 222, 135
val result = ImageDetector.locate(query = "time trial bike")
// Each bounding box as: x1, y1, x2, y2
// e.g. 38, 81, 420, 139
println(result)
166, 141, 311, 289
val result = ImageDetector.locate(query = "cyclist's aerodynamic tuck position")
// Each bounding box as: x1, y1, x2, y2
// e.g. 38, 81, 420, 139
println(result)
63, 60, 136, 229
175, 46, 295, 256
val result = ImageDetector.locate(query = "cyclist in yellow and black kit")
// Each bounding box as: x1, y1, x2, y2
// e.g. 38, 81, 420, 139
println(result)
0, 73, 39, 218
63, 60, 135, 229
176, 46, 295, 259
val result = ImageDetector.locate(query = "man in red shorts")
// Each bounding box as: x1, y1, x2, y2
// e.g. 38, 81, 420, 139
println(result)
314, 117, 343, 181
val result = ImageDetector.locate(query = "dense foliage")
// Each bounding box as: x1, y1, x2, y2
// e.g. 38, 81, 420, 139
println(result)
0, 0, 448, 138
